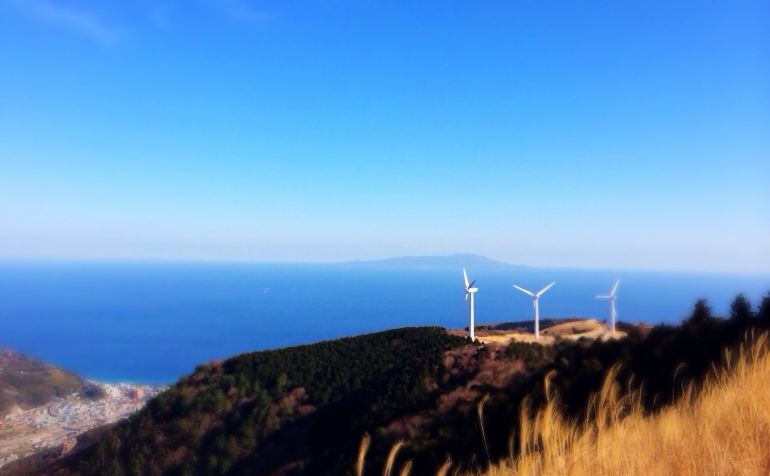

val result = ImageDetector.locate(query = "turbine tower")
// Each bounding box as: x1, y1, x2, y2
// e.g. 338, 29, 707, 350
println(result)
512, 282, 556, 339
597, 279, 620, 334
463, 268, 478, 341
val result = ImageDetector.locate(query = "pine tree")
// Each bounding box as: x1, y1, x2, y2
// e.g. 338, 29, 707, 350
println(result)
729, 294, 754, 324
687, 299, 713, 327
757, 292, 770, 324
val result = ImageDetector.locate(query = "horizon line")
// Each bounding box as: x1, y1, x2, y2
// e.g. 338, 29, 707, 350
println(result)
0, 256, 768, 276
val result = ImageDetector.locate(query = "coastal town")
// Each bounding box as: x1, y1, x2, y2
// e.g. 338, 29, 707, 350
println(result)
0, 382, 165, 469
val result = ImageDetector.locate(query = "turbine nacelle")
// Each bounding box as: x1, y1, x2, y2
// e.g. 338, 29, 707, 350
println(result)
596, 279, 620, 334
463, 268, 478, 298
513, 282, 556, 340
462, 268, 477, 340
464, 287, 478, 300
597, 280, 620, 300
513, 282, 555, 298
610, 279, 620, 296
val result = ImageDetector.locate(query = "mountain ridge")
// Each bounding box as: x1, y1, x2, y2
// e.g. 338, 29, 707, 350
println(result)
336, 253, 527, 270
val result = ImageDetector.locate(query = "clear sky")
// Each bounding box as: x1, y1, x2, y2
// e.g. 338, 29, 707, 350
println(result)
0, 0, 768, 272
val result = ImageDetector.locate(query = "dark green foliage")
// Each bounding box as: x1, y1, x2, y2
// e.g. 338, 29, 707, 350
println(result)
82, 383, 108, 400
758, 292, 770, 324
499, 341, 566, 370
686, 299, 714, 327
67, 327, 467, 476
730, 294, 754, 324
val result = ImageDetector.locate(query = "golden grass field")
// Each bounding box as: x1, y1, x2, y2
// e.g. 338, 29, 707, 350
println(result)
359, 332, 770, 476
480, 333, 770, 476
451, 319, 629, 346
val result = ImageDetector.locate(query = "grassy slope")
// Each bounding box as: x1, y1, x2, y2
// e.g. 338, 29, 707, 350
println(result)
0, 349, 83, 414
481, 335, 770, 476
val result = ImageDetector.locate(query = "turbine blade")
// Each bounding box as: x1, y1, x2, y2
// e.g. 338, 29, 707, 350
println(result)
610, 279, 620, 296
596, 295, 609, 299
536, 282, 556, 297
463, 268, 469, 288
513, 285, 534, 297
465, 291, 469, 301
469, 280, 476, 289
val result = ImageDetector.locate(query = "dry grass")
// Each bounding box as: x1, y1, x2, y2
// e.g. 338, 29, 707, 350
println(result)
436, 457, 453, 476
356, 433, 370, 476
384, 440, 405, 476
480, 332, 770, 476
471, 319, 627, 346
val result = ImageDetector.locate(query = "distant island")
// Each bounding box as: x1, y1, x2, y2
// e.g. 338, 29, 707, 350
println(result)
336, 253, 527, 270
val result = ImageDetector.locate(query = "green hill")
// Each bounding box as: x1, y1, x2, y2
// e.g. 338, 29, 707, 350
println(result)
50, 327, 471, 475
0, 349, 84, 415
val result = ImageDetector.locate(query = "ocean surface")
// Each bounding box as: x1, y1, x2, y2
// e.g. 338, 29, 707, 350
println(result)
0, 262, 767, 384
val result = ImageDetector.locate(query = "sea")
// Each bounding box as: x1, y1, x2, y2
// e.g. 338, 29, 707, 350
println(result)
0, 262, 767, 384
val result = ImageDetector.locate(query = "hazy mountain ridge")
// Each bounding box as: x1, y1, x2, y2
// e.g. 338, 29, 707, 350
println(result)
337, 253, 527, 270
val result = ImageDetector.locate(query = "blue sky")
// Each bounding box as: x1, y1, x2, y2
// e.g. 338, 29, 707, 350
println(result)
0, 0, 768, 271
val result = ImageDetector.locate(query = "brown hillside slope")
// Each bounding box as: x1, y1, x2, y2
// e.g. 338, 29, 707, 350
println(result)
0, 349, 83, 415
479, 334, 770, 476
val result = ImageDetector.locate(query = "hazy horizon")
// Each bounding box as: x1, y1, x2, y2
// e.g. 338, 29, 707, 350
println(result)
1, 256, 769, 276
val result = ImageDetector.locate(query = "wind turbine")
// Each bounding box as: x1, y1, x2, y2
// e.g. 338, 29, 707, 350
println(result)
463, 268, 478, 341
512, 282, 556, 339
597, 279, 620, 334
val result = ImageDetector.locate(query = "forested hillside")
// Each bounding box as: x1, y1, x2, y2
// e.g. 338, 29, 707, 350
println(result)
50, 327, 470, 475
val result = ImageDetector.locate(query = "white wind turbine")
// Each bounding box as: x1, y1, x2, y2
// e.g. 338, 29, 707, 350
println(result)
463, 268, 478, 341
597, 279, 620, 334
512, 282, 556, 339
